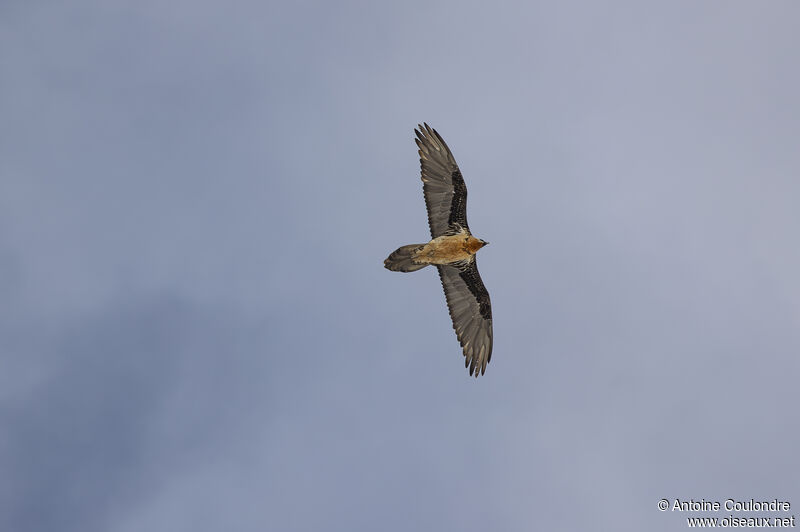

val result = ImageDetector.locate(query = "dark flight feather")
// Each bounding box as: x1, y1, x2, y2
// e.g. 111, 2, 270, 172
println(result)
436, 260, 493, 377
415, 123, 470, 238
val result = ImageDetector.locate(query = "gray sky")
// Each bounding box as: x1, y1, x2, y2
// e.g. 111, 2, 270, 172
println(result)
2, 1, 799, 531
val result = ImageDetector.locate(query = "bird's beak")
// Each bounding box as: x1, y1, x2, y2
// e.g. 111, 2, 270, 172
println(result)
481, 240, 489, 247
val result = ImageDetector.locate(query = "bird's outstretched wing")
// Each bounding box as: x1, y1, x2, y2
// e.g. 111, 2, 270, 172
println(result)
415, 123, 469, 238
436, 260, 493, 377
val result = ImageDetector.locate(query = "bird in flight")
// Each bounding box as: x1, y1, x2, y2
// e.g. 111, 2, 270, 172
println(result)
384, 124, 493, 377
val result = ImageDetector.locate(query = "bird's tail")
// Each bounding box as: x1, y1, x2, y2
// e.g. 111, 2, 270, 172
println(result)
384, 244, 427, 272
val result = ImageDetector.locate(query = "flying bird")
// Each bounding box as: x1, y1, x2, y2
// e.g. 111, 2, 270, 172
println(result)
384, 124, 493, 377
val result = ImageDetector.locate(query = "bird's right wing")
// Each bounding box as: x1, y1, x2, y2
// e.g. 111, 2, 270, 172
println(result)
415, 123, 470, 238
436, 260, 493, 377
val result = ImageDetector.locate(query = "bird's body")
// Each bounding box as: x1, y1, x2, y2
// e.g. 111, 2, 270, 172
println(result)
416, 229, 485, 265
384, 124, 493, 377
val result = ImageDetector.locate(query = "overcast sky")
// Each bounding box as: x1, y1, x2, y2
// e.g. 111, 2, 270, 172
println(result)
2, 1, 799, 531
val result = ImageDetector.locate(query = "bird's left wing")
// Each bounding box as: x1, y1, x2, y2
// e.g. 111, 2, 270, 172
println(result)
436, 260, 493, 377
415, 123, 470, 238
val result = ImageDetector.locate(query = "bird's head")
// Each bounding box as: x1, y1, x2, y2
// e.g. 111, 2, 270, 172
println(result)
467, 236, 489, 253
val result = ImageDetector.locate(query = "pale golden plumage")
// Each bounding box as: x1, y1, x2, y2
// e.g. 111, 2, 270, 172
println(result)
413, 230, 487, 266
